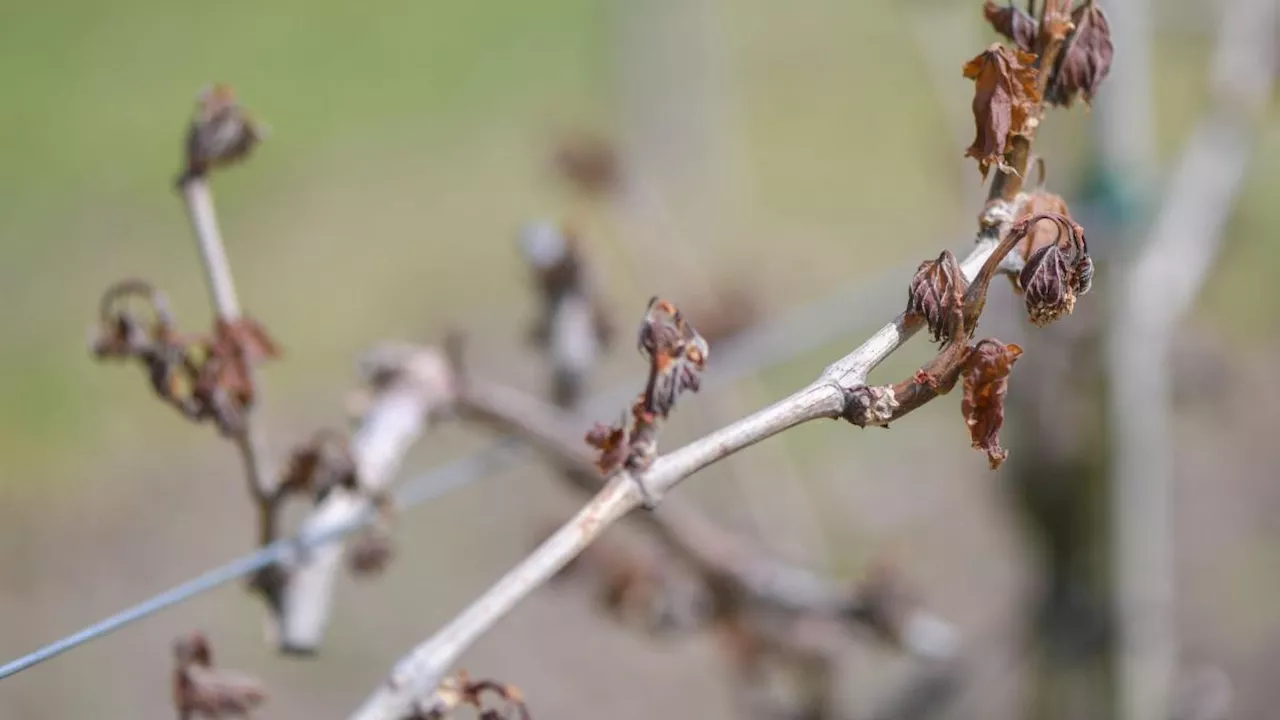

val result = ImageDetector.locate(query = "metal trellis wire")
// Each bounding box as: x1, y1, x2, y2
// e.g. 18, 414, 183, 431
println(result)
0, 266, 909, 682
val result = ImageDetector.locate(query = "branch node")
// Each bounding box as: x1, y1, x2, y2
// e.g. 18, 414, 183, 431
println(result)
841, 385, 899, 428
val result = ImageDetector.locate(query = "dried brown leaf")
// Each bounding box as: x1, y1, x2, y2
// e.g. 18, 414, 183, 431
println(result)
172, 632, 267, 720
964, 44, 1041, 178
1047, 1, 1115, 106
960, 339, 1024, 468
982, 1, 1037, 52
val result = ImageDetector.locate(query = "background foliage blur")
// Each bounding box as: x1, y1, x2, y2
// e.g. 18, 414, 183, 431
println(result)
1, 0, 1277, 718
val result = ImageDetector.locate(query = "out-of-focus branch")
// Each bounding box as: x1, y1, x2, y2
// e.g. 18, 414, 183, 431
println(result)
1107, 1, 1277, 719
275, 343, 455, 653
456, 377, 957, 653
347, 240, 1003, 720
518, 221, 613, 409
176, 86, 282, 549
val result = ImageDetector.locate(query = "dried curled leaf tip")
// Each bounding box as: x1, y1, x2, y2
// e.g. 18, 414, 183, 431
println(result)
585, 298, 708, 478
181, 83, 264, 184
173, 631, 267, 719
1010, 212, 1093, 326
982, 1, 1037, 52
637, 297, 709, 418
1047, 2, 1115, 107
907, 250, 968, 343
964, 44, 1040, 178
92, 280, 281, 438
960, 339, 1023, 469
585, 419, 630, 475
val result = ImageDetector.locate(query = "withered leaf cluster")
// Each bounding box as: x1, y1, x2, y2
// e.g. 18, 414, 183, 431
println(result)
172, 632, 267, 720
585, 297, 708, 474
180, 83, 264, 185
867, 199, 1092, 466
971, 1, 1115, 176
412, 670, 532, 720
964, 44, 1040, 178
1046, 2, 1115, 106
92, 280, 280, 437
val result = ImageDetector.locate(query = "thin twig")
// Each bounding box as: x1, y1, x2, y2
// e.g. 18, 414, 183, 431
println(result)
457, 378, 957, 648
180, 170, 280, 551
348, 240, 1000, 720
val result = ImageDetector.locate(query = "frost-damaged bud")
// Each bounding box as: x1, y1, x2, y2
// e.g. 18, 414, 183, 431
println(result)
964, 44, 1040, 178
585, 419, 630, 475
907, 250, 968, 343
278, 429, 357, 500
1047, 1, 1115, 107
348, 520, 394, 576
553, 129, 621, 197
848, 562, 918, 648
180, 83, 265, 185
960, 339, 1023, 469
982, 1, 1037, 52
637, 297, 709, 417
1011, 212, 1093, 326
841, 385, 899, 428
172, 631, 267, 719
414, 671, 532, 720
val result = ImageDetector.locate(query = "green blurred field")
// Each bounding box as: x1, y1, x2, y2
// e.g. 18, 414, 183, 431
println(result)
0, 0, 1275, 485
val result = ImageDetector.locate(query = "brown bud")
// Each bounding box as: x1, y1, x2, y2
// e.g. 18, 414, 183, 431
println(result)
637, 297, 708, 418
348, 522, 394, 576
585, 420, 629, 474
1015, 213, 1093, 326
1047, 1, 1115, 107
181, 83, 264, 184
907, 250, 968, 343
1020, 244, 1074, 325
553, 130, 621, 196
